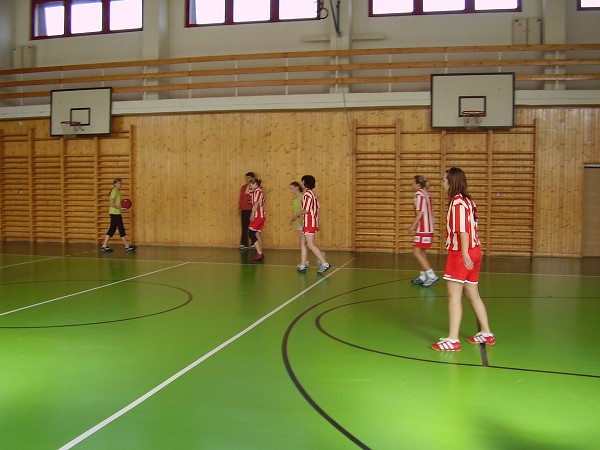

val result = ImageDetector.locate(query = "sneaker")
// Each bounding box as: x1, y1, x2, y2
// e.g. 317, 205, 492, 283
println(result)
252, 253, 264, 261
467, 332, 496, 346
317, 263, 331, 275
296, 264, 307, 272
239, 245, 247, 250
125, 246, 136, 253
101, 246, 113, 253
423, 275, 439, 287
431, 338, 461, 351
411, 277, 425, 285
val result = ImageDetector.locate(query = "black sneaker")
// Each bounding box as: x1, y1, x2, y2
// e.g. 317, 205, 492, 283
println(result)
125, 246, 136, 253
101, 246, 113, 253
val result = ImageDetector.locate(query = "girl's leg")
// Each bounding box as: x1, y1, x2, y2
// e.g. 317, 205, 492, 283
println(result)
103, 215, 118, 247
305, 234, 327, 265
412, 247, 432, 271
463, 283, 492, 334
120, 236, 130, 248
254, 231, 262, 254
299, 231, 308, 265
446, 280, 464, 341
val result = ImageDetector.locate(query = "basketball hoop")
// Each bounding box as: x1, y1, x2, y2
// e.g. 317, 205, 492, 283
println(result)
60, 121, 84, 139
462, 111, 485, 131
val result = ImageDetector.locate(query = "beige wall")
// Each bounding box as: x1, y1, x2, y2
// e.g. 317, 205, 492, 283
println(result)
1, 106, 599, 256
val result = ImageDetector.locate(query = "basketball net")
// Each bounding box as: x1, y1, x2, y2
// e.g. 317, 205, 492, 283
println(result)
61, 121, 83, 139
462, 111, 484, 131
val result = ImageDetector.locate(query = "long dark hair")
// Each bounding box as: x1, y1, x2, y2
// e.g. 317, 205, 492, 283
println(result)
445, 167, 470, 200
446, 167, 477, 221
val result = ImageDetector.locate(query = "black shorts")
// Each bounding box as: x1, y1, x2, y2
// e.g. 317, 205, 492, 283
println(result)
106, 214, 126, 237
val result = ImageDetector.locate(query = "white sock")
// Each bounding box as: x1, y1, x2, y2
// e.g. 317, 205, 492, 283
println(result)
426, 269, 436, 278
419, 271, 426, 281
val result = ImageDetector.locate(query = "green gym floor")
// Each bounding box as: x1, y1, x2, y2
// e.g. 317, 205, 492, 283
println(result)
1, 243, 599, 450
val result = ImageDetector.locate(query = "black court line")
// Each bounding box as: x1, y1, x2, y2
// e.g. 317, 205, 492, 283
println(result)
0, 280, 193, 328
315, 297, 600, 379
283, 283, 600, 448
282, 278, 408, 450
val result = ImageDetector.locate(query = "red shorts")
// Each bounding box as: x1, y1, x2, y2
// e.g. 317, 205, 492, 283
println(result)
413, 233, 433, 249
443, 246, 482, 284
249, 217, 265, 232
302, 226, 318, 235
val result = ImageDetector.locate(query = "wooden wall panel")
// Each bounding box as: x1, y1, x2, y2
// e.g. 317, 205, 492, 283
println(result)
397, 132, 444, 254
354, 124, 399, 252
1, 107, 599, 256
531, 108, 600, 256
32, 138, 62, 241
0, 123, 132, 244
125, 111, 354, 249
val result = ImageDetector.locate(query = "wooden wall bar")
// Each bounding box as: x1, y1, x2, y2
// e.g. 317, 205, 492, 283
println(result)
0, 125, 132, 243
0, 106, 598, 256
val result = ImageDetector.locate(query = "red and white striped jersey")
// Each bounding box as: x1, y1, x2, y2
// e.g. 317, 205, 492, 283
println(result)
413, 188, 435, 234
445, 194, 481, 251
251, 187, 265, 219
301, 189, 319, 228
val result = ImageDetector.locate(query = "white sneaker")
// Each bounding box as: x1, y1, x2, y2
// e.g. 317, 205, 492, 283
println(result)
423, 275, 439, 287
296, 264, 307, 272
317, 263, 331, 275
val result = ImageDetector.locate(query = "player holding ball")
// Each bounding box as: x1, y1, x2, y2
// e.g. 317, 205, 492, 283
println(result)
100, 178, 136, 253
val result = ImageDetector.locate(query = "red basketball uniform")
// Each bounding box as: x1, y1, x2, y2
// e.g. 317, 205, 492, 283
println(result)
444, 194, 482, 284
301, 189, 319, 234
413, 188, 435, 249
445, 194, 480, 251
249, 187, 265, 232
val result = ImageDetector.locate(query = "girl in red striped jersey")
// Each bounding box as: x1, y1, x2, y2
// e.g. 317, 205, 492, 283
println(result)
432, 168, 495, 352
293, 175, 330, 274
248, 177, 266, 261
407, 175, 438, 286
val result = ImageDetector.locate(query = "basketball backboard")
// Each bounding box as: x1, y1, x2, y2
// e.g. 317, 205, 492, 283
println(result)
50, 87, 112, 136
431, 73, 515, 129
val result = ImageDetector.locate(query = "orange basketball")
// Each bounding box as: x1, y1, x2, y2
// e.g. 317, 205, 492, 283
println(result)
121, 198, 132, 209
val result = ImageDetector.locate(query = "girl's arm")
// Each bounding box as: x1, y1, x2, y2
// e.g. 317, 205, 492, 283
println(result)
460, 232, 474, 270
289, 210, 307, 225
408, 211, 424, 233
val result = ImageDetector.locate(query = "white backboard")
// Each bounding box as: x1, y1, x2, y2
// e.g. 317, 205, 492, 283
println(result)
50, 88, 112, 136
431, 73, 515, 129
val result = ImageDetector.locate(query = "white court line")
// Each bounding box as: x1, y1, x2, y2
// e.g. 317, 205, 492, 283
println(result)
0, 262, 189, 318
0, 256, 61, 269
59, 257, 355, 449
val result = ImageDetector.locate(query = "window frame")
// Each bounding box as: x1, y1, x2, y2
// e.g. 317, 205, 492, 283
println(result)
577, 0, 600, 10
369, 0, 522, 17
31, 0, 144, 40
185, 0, 321, 28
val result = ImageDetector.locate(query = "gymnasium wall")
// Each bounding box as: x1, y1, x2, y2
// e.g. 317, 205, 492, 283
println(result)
4, 1, 600, 69
1, 106, 598, 256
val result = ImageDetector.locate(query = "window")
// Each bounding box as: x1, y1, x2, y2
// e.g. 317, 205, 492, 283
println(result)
187, 0, 319, 27
578, 0, 600, 9
32, 0, 143, 39
370, 0, 520, 16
